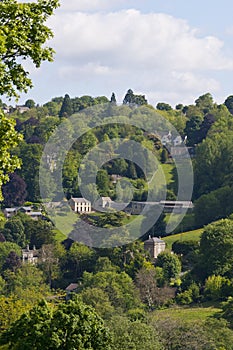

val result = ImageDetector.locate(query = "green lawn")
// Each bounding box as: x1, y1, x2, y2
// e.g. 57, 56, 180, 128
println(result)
51, 210, 79, 238
161, 163, 175, 185
152, 305, 221, 323
54, 229, 67, 243
163, 228, 203, 249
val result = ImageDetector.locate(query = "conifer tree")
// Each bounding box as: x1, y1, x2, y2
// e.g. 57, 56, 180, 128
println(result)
110, 92, 117, 105
59, 94, 73, 117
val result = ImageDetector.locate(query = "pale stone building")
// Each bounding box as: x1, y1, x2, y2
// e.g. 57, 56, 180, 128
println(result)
144, 236, 166, 259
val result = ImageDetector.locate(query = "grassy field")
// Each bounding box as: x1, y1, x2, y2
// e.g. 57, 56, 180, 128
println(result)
54, 229, 67, 243
152, 305, 221, 323
152, 163, 175, 191
163, 228, 203, 249
161, 163, 175, 185
51, 211, 78, 238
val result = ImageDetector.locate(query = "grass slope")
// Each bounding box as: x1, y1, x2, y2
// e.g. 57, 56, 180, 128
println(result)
163, 228, 203, 249
153, 305, 220, 323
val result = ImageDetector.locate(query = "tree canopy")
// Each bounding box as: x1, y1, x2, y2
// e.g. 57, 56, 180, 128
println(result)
0, 0, 60, 99
0, 112, 23, 200
0, 298, 111, 350
199, 219, 233, 278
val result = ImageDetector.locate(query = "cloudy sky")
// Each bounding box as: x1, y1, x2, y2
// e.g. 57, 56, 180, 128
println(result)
14, 0, 233, 107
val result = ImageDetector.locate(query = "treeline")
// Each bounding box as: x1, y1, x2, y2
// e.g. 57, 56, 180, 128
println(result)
2, 90, 233, 231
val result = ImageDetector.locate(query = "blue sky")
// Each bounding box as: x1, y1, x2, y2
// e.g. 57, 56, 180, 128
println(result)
9, 0, 233, 107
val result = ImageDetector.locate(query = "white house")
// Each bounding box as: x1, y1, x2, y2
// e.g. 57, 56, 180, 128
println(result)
173, 135, 183, 146
99, 197, 113, 208
69, 197, 92, 213
93, 197, 114, 212
3, 206, 42, 220
22, 245, 38, 264
16, 105, 29, 114
3, 106, 10, 114
160, 131, 172, 146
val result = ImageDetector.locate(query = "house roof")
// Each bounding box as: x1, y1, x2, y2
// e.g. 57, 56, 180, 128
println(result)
30, 212, 42, 216
144, 236, 165, 244
65, 283, 78, 292
18, 206, 32, 211
71, 198, 91, 204
4, 208, 17, 212
159, 200, 193, 208
101, 197, 113, 202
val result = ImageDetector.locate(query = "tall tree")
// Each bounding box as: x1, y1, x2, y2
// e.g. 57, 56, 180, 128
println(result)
17, 143, 43, 202
25, 99, 36, 109
2, 251, 22, 273
184, 115, 203, 146
224, 95, 233, 114
156, 102, 172, 111
59, 94, 73, 117
195, 93, 214, 114
0, 242, 21, 273
3, 217, 26, 247
0, 112, 23, 201
0, 0, 59, 98
123, 89, 135, 105
110, 92, 117, 105
198, 219, 233, 279
123, 89, 147, 106
0, 299, 112, 350
2, 173, 27, 207
0, 0, 58, 197
156, 251, 181, 281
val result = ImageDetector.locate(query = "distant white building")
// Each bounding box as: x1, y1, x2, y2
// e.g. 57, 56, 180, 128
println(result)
93, 196, 113, 211
69, 197, 91, 213
160, 131, 172, 146
173, 135, 183, 147
22, 245, 38, 264
2, 106, 10, 114
16, 105, 29, 114
65, 283, 78, 300
158, 132, 184, 147
3, 206, 42, 220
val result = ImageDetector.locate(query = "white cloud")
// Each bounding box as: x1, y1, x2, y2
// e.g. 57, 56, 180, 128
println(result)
49, 10, 233, 70
45, 9, 233, 105
59, 0, 129, 12
59, 63, 112, 77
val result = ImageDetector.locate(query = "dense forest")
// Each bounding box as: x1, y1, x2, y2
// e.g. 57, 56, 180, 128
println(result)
1, 0, 233, 349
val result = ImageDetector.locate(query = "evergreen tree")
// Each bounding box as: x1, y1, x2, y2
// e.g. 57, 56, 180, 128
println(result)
59, 94, 73, 117
110, 92, 117, 105
123, 89, 134, 105
161, 148, 168, 164
224, 95, 233, 114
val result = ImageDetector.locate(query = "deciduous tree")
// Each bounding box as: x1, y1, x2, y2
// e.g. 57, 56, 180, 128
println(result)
0, 112, 23, 200
0, 0, 59, 98
198, 219, 233, 279
0, 298, 112, 350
